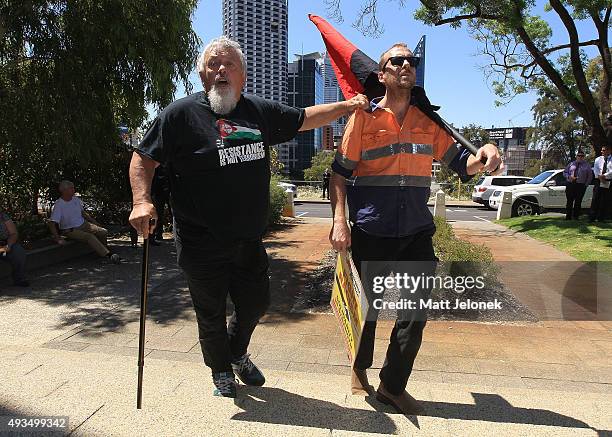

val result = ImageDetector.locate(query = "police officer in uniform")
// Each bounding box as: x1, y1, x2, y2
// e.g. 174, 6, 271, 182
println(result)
129, 36, 368, 398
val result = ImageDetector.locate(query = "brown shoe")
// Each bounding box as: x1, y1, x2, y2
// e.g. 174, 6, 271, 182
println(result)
351, 368, 374, 395
376, 383, 425, 415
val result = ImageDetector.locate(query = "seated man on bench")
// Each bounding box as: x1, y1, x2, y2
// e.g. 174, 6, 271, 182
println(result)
47, 180, 121, 264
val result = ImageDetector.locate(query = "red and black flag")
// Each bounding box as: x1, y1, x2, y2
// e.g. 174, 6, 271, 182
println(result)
308, 14, 385, 101
309, 14, 480, 156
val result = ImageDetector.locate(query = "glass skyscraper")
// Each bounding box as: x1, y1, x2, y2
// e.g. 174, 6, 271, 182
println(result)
286, 53, 324, 176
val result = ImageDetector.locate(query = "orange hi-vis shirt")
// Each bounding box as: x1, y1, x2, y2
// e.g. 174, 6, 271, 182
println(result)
336, 104, 459, 186
332, 99, 472, 237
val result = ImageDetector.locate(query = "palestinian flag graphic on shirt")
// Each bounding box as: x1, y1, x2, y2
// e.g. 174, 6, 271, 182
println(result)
217, 119, 262, 142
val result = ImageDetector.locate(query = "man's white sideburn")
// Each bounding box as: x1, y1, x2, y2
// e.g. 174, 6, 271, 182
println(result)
208, 85, 239, 115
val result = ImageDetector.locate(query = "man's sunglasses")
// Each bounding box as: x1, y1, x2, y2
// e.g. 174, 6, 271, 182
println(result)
382, 55, 420, 70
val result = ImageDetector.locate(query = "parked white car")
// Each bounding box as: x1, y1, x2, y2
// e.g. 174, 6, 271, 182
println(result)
472, 175, 531, 208
488, 169, 595, 216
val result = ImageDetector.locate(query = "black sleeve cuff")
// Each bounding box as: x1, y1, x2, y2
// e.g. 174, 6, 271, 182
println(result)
332, 160, 353, 179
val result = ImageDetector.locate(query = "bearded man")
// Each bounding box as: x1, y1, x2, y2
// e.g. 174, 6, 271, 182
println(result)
129, 36, 368, 398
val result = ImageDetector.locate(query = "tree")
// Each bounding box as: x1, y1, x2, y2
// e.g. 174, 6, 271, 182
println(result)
325, 0, 611, 153
435, 124, 489, 195
270, 146, 285, 175
303, 149, 335, 181
524, 156, 561, 177
0, 1, 200, 216
528, 53, 609, 161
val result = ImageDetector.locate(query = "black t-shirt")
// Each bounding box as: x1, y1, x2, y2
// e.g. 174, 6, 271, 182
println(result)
137, 92, 304, 242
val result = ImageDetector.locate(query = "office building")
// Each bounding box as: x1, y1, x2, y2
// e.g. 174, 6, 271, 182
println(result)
486, 127, 540, 175
322, 52, 346, 144
279, 52, 324, 176
222, 0, 288, 103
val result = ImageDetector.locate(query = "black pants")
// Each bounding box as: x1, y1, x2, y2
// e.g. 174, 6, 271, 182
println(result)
176, 231, 270, 374
0, 243, 27, 283
351, 226, 437, 396
590, 181, 612, 221
153, 193, 172, 240
565, 183, 587, 219
322, 184, 329, 199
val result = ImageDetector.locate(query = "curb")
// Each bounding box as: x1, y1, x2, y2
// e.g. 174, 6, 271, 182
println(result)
427, 203, 484, 208
0, 241, 94, 280
295, 199, 331, 204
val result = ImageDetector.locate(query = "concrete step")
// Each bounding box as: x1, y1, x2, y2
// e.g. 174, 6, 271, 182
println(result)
1, 344, 610, 436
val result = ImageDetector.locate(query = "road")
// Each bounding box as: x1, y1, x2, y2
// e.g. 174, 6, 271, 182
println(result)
294, 202, 498, 222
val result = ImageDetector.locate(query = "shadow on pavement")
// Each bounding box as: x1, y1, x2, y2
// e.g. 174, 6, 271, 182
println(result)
232, 387, 609, 435
366, 392, 607, 434
0, 221, 318, 334
233, 386, 397, 435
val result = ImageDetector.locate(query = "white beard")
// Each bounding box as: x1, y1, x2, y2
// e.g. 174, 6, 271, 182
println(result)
207, 85, 239, 115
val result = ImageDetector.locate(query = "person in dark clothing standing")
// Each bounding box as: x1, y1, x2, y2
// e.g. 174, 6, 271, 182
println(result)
322, 168, 331, 199
563, 151, 592, 220
150, 165, 172, 245
589, 145, 612, 222
129, 36, 368, 398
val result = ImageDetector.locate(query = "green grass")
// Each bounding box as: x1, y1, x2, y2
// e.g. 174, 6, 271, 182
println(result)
497, 215, 612, 262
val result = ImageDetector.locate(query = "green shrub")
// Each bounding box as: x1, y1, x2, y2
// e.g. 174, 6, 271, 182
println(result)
15, 215, 50, 248
433, 216, 499, 287
433, 216, 493, 262
268, 176, 286, 226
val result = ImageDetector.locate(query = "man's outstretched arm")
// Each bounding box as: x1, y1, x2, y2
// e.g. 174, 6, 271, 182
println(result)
129, 152, 159, 236
299, 94, 368, 131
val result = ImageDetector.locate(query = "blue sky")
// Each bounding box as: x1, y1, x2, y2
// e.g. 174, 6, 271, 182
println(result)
183, 0, 601, 129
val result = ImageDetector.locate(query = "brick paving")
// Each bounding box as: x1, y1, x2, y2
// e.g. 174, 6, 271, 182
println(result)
32, 217, 611, 390
452, 221, 611, 321
2, 216, 611, 435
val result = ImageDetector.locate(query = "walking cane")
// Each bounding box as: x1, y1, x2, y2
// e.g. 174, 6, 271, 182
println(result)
137, 218, 155, 409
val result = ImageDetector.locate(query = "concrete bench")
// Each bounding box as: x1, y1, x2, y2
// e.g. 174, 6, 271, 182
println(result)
0, 240, 94, 282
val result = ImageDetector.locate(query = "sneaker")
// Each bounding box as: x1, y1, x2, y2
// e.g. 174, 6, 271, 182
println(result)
212, 371, 237, 397
109, 253, 122, 264
231, 353, 265, 386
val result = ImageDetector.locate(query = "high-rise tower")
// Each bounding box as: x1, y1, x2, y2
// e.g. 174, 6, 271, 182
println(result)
222, 0, 289, 103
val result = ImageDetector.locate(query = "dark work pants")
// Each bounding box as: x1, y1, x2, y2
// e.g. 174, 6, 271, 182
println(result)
590, 181, 612, 221
351, 226, 437, 396
176, 232, 270, 374
565, 183, 587, 219
0, 243, 27, 283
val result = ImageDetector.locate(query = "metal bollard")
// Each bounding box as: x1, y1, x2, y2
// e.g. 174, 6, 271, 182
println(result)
433, 190, 446, 220
282, 190, 295, 217
497, 191, 513, 220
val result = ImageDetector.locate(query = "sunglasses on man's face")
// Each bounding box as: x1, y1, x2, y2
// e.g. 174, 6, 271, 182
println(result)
382, 55, 420, 70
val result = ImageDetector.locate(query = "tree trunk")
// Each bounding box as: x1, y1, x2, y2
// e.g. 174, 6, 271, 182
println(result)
30, 190, 39, 216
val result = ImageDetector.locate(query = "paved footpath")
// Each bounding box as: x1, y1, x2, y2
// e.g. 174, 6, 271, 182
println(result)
0, 218, 610, 436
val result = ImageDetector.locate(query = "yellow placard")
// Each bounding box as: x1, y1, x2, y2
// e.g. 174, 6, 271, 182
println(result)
330, 251, 368, 366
